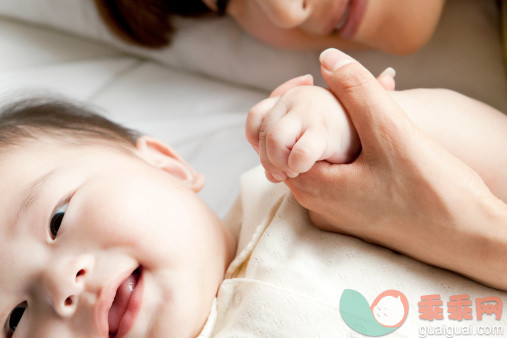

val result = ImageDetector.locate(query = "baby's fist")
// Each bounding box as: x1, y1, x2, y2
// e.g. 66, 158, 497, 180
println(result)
246, 85, 360, 183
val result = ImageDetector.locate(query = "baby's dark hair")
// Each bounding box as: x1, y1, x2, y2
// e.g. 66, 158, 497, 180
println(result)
0, 97, 139, 150
95, 0, 216, 48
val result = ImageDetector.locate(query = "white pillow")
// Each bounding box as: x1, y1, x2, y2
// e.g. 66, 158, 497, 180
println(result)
0, 0, 505, 112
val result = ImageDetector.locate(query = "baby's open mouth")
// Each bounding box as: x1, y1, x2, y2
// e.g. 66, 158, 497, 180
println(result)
108, 267, 143, 337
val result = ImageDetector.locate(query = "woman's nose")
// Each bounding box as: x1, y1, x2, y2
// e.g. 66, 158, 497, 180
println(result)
257, 0, 311, 28
41, 254, 95, 318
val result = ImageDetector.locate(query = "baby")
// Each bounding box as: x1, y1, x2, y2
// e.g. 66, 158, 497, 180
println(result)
0, 100, 235, 337
1, 73, 506, 337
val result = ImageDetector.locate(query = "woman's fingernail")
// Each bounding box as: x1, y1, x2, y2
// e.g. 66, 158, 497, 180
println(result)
381, 67, 396, 78
319, 48, 355, 72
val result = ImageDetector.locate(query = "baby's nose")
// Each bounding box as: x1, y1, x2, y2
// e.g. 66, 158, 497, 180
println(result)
260, 0, 311, 28
41, 254, 95, 318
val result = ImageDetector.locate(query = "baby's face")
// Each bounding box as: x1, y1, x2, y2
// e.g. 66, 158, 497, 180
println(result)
0, 136, 234, 337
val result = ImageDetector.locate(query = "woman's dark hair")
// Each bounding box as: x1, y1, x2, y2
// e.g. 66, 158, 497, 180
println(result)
95, 0, 216, 48
0, 97, 139, 149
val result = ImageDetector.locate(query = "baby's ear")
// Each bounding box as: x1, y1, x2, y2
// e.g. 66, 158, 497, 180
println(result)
135, 136, 205, 192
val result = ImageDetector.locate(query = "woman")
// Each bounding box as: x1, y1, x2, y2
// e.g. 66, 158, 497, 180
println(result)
94, 0, 446, 54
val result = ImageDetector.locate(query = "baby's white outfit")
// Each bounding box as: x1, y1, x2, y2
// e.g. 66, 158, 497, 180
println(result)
199, 166, 506, 337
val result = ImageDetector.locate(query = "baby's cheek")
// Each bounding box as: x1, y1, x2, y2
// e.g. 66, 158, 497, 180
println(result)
73, 173, 211, 271
69, 178, 164, 250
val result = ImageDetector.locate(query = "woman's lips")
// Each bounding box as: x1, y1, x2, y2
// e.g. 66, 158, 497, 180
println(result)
337, 0, 367, 38
325, 0, 351, 34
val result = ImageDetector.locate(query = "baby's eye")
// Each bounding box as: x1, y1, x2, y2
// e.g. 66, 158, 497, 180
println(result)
50, 203, 68, 239
4, 301, 27, 338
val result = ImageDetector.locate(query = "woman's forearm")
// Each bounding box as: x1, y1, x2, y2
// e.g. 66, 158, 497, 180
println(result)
471, 197, 507, 290
414, 195, 507, 290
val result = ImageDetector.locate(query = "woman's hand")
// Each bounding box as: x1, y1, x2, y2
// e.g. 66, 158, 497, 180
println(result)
285, 48, 507, 290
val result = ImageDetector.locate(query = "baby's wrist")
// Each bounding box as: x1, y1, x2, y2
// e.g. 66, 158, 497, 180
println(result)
327, 108, 361, 164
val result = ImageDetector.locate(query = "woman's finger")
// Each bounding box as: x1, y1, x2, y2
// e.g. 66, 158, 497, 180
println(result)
319, 49, 412, 151
376, 67, 396, 91
269, 74, 314, 98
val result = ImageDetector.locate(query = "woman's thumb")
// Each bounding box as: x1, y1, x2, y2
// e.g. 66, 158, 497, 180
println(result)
319, 49, 410, 147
